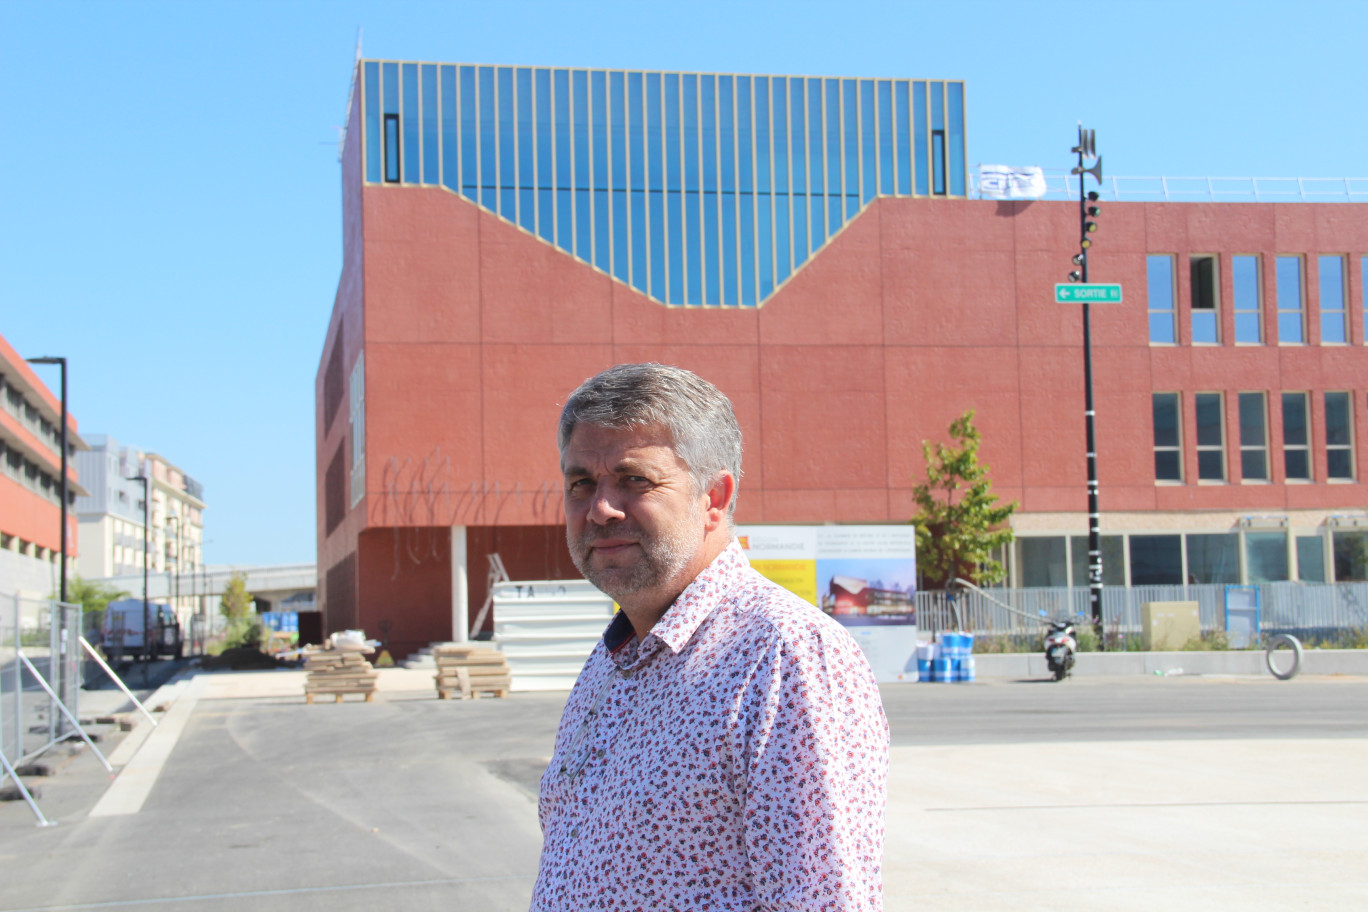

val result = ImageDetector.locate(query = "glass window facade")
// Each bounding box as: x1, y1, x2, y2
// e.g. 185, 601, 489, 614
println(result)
1325, 391, 1354, 479
1232, 255, 1262, 343
1282, 392, 1311, 480
1190, 255, 1219, 343
1152, 392, 1182, 481
1319, 255, 1347, 343
358, 61, 966, 307
1276, 255, 1304, 343
1238, 392, 1268, 481
1148, 255, 1176, 343
1195, 392, 1226, 481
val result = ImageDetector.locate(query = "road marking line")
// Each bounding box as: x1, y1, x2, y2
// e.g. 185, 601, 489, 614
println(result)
89, 677, 203, 817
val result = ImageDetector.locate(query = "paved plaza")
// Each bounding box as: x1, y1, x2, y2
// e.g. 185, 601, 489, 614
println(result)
2, 669, 1366, 911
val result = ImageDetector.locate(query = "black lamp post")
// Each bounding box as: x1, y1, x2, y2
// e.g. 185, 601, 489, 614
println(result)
25, 357, 68, 605
1069, 126, 1105, 645
127, 472, 151, 663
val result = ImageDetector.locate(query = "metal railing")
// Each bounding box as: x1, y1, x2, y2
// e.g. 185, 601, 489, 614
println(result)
970, 170, 1368, 204
917, 581, 1368, 643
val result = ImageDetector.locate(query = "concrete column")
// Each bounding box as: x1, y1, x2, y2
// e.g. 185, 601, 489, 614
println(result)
451, 525, 468, 643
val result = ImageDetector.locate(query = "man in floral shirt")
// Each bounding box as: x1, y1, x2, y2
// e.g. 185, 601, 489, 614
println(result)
532, 363, 889, 911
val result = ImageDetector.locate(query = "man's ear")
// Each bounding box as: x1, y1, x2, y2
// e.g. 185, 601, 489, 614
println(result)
703, 472, 735, 531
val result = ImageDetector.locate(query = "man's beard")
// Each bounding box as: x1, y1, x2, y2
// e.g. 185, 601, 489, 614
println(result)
569, 501, 705, 604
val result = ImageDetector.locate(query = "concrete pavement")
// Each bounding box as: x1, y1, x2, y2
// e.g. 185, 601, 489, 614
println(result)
2, 667, 1365, 911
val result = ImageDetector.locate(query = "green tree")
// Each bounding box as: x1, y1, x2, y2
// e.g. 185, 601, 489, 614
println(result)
219, 572, 261, 649
65, 576, 129, 634
911, 410, 1017, 590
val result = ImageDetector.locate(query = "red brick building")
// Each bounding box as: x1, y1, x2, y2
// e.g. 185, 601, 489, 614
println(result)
317, 61, 1368, 658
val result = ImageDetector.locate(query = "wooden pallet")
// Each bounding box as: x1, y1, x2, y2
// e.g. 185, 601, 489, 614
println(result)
303, 646, 379, 703
433, 645, 512, 699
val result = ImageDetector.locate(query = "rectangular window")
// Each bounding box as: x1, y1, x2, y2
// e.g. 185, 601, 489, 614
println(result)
383, 114, 401, 183
1296, 534, 1326, 583
1148, 255, 1176, 343
1282, 392, 1311, 480
1186, 533, 1240, 584
931, 129, 946, 196
1333, 530, 1368, 581
1195, 392, 1225, 481
1231, 255, 1258, 344
1238, 392, 1268, 481
1069, 535, 1123, 587
1276, 255, 1304, 343
1190, 255, 1219, 343
1153, 392, 1182, 481
1019, 536, 1066, 588
1325, 391, 1354, 479
1129, 535, 1182, 585
349, 354, 365, 509
1245, 531, 1290, 582
1319, 255, 1347, 343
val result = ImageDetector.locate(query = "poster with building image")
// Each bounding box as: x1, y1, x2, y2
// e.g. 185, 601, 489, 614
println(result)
737, 525, 920, 682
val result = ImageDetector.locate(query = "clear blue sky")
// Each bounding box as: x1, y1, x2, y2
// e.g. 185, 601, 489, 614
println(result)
3, 0, 1365, 567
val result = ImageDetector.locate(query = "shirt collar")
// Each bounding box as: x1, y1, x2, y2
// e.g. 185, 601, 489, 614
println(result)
598, 539, 748, 658
648, 539, 747, 654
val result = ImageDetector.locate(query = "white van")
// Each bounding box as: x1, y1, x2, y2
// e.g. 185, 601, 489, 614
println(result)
102, 599, 183, 660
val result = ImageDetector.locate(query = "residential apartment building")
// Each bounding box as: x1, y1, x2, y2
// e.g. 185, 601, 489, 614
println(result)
75, 435, 206, 624
0, 332, 85, 599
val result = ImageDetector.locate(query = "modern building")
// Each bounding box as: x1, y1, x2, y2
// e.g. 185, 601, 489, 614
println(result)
74, 435, 206, 627
0, 333, 86, 600
317, 59, 1368, 660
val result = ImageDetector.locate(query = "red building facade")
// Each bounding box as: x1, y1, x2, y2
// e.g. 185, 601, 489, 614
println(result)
318, 62, 1368, 658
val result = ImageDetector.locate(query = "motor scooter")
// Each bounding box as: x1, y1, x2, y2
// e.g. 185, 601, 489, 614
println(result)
1042, 616, 1079, 681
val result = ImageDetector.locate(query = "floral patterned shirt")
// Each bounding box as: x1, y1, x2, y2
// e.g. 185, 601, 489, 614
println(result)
532, 541, 889, 911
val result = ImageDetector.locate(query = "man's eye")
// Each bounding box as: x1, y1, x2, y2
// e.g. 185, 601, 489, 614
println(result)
566, 479, 593, 494
624, 476, 653, 490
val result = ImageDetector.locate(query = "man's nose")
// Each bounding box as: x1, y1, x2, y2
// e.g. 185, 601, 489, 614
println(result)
585, 480, 627, 524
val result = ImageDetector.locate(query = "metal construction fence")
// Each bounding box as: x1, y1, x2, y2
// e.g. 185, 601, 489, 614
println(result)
1, 594, 83, 772
916, 581, 1368, 644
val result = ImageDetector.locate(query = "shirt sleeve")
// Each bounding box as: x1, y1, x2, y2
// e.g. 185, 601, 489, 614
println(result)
732, 619, 889, 911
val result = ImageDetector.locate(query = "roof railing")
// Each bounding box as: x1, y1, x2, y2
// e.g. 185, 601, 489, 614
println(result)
971, 168, 1368, 203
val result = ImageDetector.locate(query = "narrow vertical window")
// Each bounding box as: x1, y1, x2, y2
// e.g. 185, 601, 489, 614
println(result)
1195, 392, 1226, 481
1233, 255, 1262, 343
931, 129, 946, 195
1153, 392, 1182, 481
1325, 391, 1354, 480
1319, 255, 1347, 343
1276, 255, 1304, 343
1238, 392, 1268, 482
384, 114, 401, 183
1148, 255, 1176, 343
1190, 255, 1219, 343
1282, 392, 1311, 480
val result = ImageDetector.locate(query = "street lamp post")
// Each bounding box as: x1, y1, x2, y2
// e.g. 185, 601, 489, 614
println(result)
126, 472, 150, 663
25, 357, 68, 605
1068, 125, 1106, 644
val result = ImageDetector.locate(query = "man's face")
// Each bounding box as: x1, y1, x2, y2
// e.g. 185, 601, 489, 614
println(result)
561, 422, 710, 610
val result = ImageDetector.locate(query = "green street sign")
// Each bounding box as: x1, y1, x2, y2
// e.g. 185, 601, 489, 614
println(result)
1056, 283, 1123, 303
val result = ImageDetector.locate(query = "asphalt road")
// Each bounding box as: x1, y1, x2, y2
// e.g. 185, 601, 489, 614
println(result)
0, 674, 1364, 912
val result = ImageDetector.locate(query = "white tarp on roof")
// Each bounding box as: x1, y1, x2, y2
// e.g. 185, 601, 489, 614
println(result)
978, 164, 1047, 200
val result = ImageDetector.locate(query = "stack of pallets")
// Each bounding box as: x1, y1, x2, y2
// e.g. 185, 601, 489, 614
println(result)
433, 644, 512, 700
303, 647, 379, 703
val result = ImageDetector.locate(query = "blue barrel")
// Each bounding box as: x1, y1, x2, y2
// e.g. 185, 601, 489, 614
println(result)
957, 656, 976, 683
931, 657, 953, 682
917, 658, 933, 681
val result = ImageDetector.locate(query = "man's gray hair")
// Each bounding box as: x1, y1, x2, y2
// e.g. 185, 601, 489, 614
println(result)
558, 363, 743, 517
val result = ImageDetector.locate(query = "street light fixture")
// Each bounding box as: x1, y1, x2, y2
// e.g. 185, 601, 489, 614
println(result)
1069, 124, 1106, 645
126, 472, 151, 663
